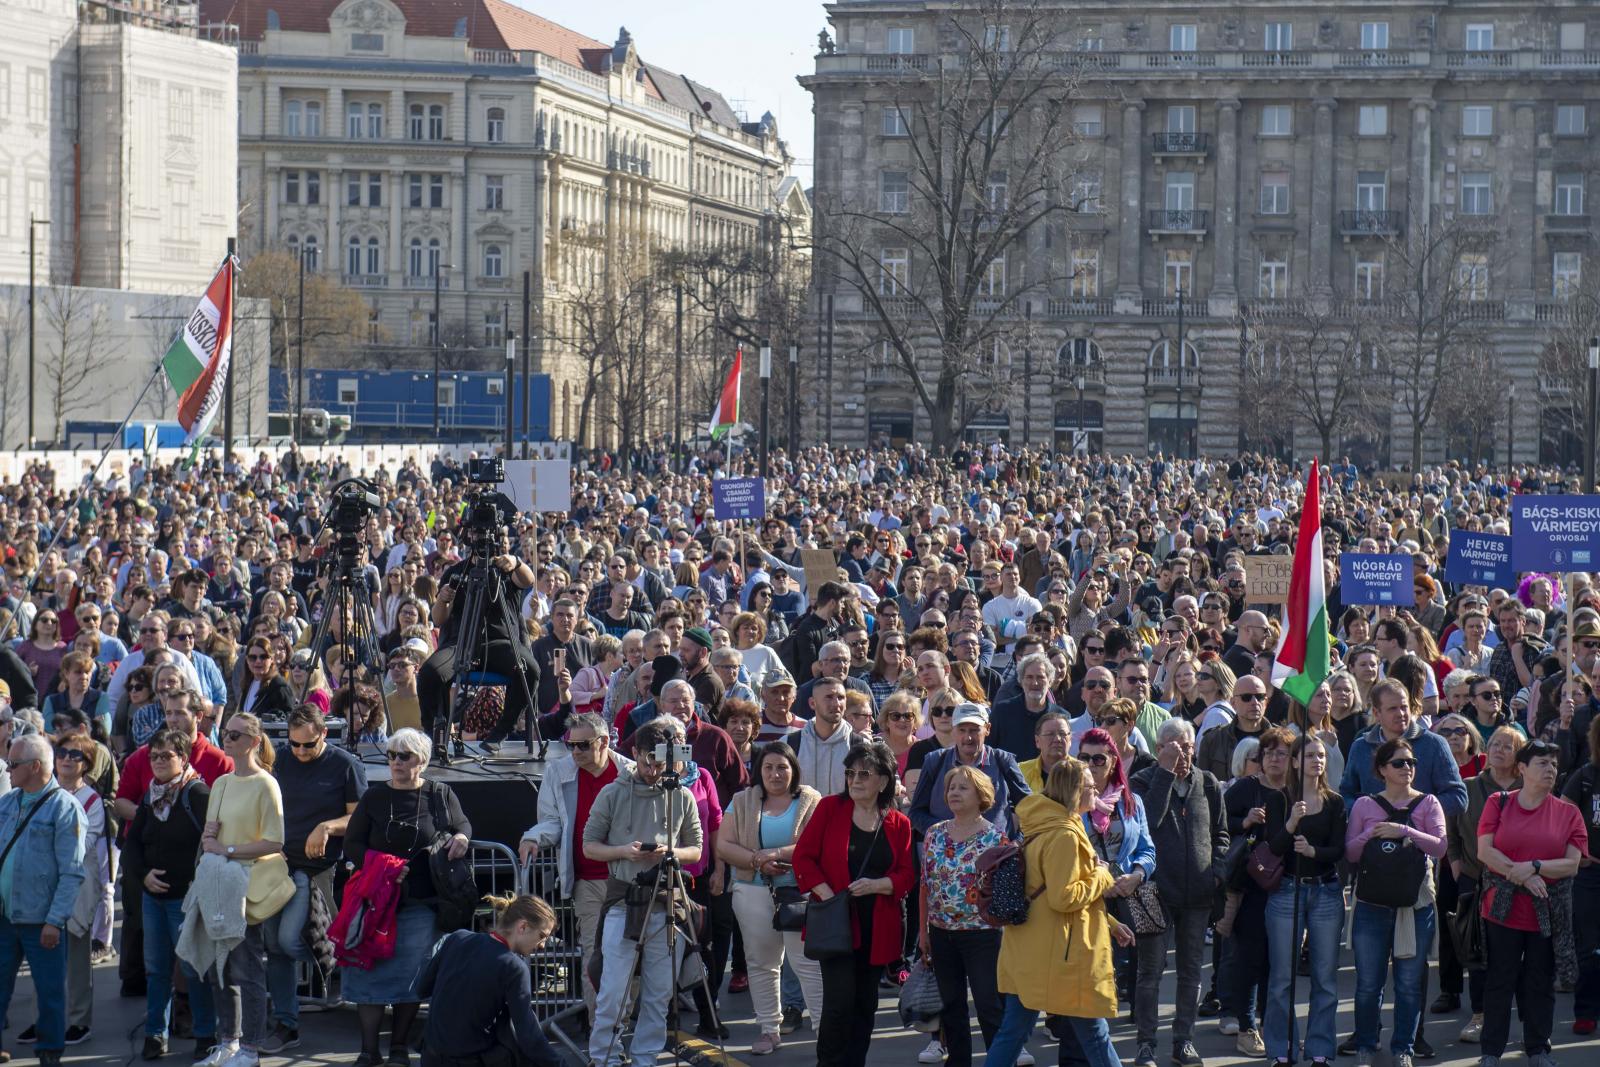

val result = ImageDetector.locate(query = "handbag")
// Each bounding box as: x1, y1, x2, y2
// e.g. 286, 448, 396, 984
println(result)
758, 807, 808, 932
1448, 882, 1485, 971
1091, 821, 1166, 936
897, 957, 944, 1032
1246, 840, 1285, 894
804, 815, 882, 961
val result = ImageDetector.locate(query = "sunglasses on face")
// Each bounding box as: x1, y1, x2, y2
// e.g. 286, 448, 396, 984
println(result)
1083, 645, 1104, 655
1083, 679, 1111, 690
386, 751, 418, 764
886, 712, 916, 722
1387, 757, 1418, 769
1236, 692, 1266, 703
930, 706, 956, 717
1438, 727, 1470, 738
287, 738, 321, 750
1081, 752, 1112, 767
223, 729, 253, 743
149, 751, 181, 764
843, 768, 880, 782
567, 739, 599, 752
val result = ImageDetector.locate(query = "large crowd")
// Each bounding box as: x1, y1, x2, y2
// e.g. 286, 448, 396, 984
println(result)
0, 442, 1594, 1067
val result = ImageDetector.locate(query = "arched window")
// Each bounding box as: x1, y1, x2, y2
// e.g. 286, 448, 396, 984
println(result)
346, 235, 362, 276
486, 107, 505, 143
427, 104, 445, 140
408, 237, 424, 278
301, 235, 320, 271
1148, 339, 1199, 368
1058, 338, 1102, 370
365, 237, 381, 275
427, 237, 442, 276
483, 243, 504, 278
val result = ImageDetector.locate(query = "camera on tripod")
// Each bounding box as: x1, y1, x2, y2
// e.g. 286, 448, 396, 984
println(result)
328, 479, 382, 564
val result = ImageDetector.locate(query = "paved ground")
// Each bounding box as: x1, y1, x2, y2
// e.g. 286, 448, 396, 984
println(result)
9, 944, 1598, 1066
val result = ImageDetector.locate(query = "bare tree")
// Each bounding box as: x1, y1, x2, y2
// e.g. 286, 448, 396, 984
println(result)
1242, 299, 1379, 461
1436, 344, 1505, 463
812, 0, 1087, 448
0, 291, 27, 448
1375, 211, 1499, 468
237, 250, 369, 372
39, 286, 113, 443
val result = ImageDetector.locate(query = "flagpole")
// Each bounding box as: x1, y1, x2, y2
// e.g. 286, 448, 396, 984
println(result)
222, 238, 236, 464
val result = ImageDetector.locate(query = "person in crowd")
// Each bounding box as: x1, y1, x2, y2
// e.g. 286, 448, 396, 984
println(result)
263, 707, 366, 1052
415, 893, 561, 1067
1019, 712, 1073, 792
1197, 672, 1270, 782
990, 653, 1066, 761
717, 741, 823, 1055
1077, 725, 1156, 1005
1088, 697, 1156, 778
917, 765, 1008, 1067
44, 651, 112, 738
1446, 724, 1523, 1043
731, 613, 782, 694
1562, 713, 1600, 1036
0, 734, 86, 1067
231, 637, 296, 721
1345, 737, 1449, 1067
1464, 674, 1528, 745
904, 688, 962, 797
124, 728, 216, 1061
988, 757, 1131, 1067
583, 717, 703, 1067
867, 630, 911, 706
382, 648, 424, 734
908, 704, 1031, 838
18, 609, 67, 701
343, 729, 471, 1067
792, 738, 913, 1067
1341, 680, 1467, 816
756, 670, 804, 745
1114, 658, 1171, 752
285, 651, 331, 715
1476, 739, 1586, 1067
1130, 717, 1227, 1067
784, 676, 855, 795
1287, 679, 1348, 786
720, 697, 764, 778
54, 733, 109, 1046
844, 689, 876, 737
193, 712, 291, 1067
877, 691, 923, 777
1262, 733, 1347, 1067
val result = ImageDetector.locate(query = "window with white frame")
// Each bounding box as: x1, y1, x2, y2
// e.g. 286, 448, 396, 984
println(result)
427, 238, 441, 276
1555, 173, 1585, 216
346, 236, 362, 276
284, 170, 300, 203
882, 105, 910, 137
1465, 24, 1495, 51
1260, 105, 1292, 136
484, 175, 504, 211
1457, 253, 1489, 299
301, 236, 320, 271
304, 100, 322, 136
1073, 170, 1102, 212
1460, 172, 1493, 214
367, 103, 383, 138
1356, 171, 1388, 211
1555, 253, 1583, 299
347, 173, 361, 207
408, 173, 423, 208
408, 238, 424, 277
365, 237, 381, 275
1258, 257, 1289, 299
1263, 22, 1293, 51
484, 311, 504, 346
987, 171, 1008, 211
886, 28, 915, 53
1358, 105, 1389, 136
1259, 171, 1290, 214
427, 104, 445, 140
983, 24, 1012, 51
1072, 104, 1104, 136
305, 170, 321, 205
486, 107, 505, 143
1361, 22, 1389, 50
368, 172, 381, 207
1165, 172, 1195, 211
1170, 24, 1197, 51
1557, 104, 1587, 136
347, 102, 364, 138
879, 170, 909, 214
1166, 105, 1196, 133
1462, 105, 1493, 137
980, 258, 1006, 296
1070, 249, 1100, 297
408, 103, 424, 140
429, 174, 445, 208
1561, 22, 1587, 50
1355, 258, 1384, 299
1164, 249, 1192, 297
879, 248, 909, 294
284, 99, 303, 137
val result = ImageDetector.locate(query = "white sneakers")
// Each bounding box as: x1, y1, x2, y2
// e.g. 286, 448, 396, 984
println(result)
196, 1042, 238, 1067
918, 1040, 946, 1064
223, 1050, 260, 1067
1017, 1050, 1036, 1066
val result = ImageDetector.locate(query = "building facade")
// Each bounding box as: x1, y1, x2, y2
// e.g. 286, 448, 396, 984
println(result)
213, 0, 801, 446
803, 1, 1600, 462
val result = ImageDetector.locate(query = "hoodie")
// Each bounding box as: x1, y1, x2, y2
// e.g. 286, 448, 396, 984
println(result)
1339, 720, 1467, 817
581, 772, 702, 883
786, 719, 854, 795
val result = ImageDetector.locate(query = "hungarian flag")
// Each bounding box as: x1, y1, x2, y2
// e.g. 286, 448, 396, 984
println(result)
1272, 459, 1330, 704
162, 257, 235, 459
709, 346, 742, 440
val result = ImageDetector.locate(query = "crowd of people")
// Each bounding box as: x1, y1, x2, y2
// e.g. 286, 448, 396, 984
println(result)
0, 442, 1595, 1067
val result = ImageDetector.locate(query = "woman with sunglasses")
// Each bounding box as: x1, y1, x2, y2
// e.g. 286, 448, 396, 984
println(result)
903, 687, 962, 798
1094, 698, 1156, 779
878, 692, 924, 778
19, 609, 67, 697
232, 637, 296, 723
1345, 738, 1448, 1067
1077, 725, 1156, 1006
198, 712, 293, 1067
51, 734, 111, 1046
124, 728, 217, 1061
1476, 739, 1586, 1067
1445, 725, 1522, 1042
1192, 659, 1237, 739
287, 652, 331, 715
866, 632, 911, 706
342, 728, 470, 1067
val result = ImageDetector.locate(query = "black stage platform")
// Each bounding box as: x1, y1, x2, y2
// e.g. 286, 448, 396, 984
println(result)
363, 740, 555, 848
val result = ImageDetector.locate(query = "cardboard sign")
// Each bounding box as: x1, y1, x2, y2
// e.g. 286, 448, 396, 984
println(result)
1340, 553, 1412, 606
800, 548, 839, 601
1242, 553, 1295, 604
500, 458, 570, 515
712, 476, 765, 521
1444, 531, 1514, 588
1512, 495, 1600, 571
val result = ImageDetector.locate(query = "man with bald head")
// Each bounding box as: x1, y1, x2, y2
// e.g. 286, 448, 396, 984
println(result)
1222, 610, 1271, 680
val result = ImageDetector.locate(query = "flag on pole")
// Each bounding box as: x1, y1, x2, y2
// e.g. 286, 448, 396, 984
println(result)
709, 346, 742, 440
1272, 459, 1330, 705
161, 257, 235, 461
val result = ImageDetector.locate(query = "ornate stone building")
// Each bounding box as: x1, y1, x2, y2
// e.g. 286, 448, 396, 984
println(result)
210, 0, 802, 444
803, 2, 1600, 463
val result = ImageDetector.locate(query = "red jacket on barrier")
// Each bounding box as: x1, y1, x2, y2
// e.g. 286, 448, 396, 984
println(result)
329, 851, 409, 971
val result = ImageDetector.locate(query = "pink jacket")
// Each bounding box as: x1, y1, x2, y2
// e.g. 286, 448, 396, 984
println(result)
329, 851, 409, 970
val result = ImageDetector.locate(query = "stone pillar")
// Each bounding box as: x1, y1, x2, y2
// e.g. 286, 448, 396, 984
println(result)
327, 168, 341, 274
1408, 99, 1435, 237
531, 156, 549, 290
326, 87, 343, 137
450, 172, 465, 283
388, 170, 403, 279
389, 89, 405, 139
1508, 101, 1537, 316
1115, 100, 1146, 312
264, 164, 279, 247
1310, 98, 1337, 293
1212, 98, 1241, 310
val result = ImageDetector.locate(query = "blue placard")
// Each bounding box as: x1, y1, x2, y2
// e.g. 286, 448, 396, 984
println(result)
1512, 495, 1600, 571
1340, 553, 1413, 606
1444, 531, 1513, 588
712, 476, 766, 521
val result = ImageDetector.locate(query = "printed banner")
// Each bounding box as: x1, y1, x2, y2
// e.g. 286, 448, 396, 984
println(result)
712, 476, 765, 520
1340, 553, 1412, 606
1444, 531, 1514, 588
1512, 496, 1600, 571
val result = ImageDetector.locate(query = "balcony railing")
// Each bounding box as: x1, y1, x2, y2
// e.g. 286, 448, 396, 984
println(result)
1146, 366, 1200, 388
1243, 50, 1311, 68
1153, 131, 1212, 156
403, 274, 450, 290
1462, 299, 1506, 321
341, 273, 388, 288
1141, 297, 1211, 317
1254, 298, 1309, 318
1335, 48, 1415, 68
1143, 51, 1216, 69
1147, 208, 1210, 234
865, 53, 930, 72
1541, 50, 1600, 67
1536, 302, 1575, 324
1446, 50, 1513, 68
1544, 213, 1593, 234
1339, 209, 1404, 237
1047, 298, 1113, 317
1060, 363, 1106, 386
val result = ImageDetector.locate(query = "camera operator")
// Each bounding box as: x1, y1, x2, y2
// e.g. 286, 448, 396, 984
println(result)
583, 718, 703, 1067
420, 526, 560, 746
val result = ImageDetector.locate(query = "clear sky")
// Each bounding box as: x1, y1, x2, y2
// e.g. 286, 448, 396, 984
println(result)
514, 0, 821, 186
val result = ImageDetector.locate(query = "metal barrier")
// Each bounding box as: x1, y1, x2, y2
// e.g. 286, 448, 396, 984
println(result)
520, 844, 590, 1057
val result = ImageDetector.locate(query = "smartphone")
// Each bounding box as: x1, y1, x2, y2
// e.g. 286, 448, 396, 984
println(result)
639, 842, 661, 853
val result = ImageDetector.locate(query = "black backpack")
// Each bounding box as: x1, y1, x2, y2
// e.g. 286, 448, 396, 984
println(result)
1355, 795, 1429, 909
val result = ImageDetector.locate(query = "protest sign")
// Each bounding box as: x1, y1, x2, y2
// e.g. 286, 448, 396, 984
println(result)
712, 476, 765, 521
800, 549, 838, 600
1444, 531, 1513, 588
1242, 554, 1294, 604
1512, 495, 1600, 571
1340, 553, 1412, 606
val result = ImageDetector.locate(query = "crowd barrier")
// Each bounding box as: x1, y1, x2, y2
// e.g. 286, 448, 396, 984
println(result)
0, 442, 506, 487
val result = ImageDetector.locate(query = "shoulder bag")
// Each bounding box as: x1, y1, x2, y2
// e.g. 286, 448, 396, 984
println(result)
1090, 816, 1167, 935
804, 813, 882, 961
1245, 790, 1286, 894
759, 806, 808, 932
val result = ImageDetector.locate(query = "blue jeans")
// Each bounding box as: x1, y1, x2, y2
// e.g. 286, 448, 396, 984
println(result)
143, 895, 217, 1041
1264, 880, 1343, 1061
987, 995, 1120, 1067
780, 957, 803, 1010
263, 869, 315, 1028
0, 916, 67, 1051
1352, 901, 1435, 1056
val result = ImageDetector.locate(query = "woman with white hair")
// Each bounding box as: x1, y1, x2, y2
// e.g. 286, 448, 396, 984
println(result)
341, 728, 472, 1067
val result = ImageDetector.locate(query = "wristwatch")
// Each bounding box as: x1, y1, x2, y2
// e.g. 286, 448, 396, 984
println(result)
1531, 859, 1543, 876
226, 845, 237, 857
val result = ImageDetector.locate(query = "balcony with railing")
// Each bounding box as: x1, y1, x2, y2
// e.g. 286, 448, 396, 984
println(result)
1147, 208, 1210, 236
1462, 299, 1506, 321
1243, 50, 1312, 68
1535, 302, 1576, 324
1146, 365, 1200, 389
1060, 362, 1106, 386
1152, 131, 1212, 158
341, 273, 388, 288
1339, 209, 1404, 238
403, 274, 450, 290
1142, 297, 1211, 317
1446, 49, 1513, 68
1335, 48, 1417, 68
1143, 51, 1216, 70
866, 53, 930, 72
1541, 50, 1600, 67
1047, 298, 1114, 317
1544, 213, 1592, 236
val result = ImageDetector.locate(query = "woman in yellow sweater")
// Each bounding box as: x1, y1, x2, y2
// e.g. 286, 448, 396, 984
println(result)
197, 712, 294, 1067
987, 757, 1133, 1067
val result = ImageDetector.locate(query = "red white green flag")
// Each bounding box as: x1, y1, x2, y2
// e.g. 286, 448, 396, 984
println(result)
1272, 459, 1330, 705
161, 257, 235, 458
709, 346, 742, 440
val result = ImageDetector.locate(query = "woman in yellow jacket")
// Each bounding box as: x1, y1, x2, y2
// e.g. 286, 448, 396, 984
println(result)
986, 757, 1134, 1067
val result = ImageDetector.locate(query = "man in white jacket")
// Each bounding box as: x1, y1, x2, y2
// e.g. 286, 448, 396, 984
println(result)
518, 712, 634, 1022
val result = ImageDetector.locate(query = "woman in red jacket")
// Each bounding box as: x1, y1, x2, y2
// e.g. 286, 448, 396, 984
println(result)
793, 738, 914, 1067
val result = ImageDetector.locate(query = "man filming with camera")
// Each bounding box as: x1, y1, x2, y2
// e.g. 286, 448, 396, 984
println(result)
583, 718, 703, 1067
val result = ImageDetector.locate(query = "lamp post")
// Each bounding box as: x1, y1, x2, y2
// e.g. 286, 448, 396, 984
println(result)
788, 344, 799, 453
1587, 337, 1599, 492
674, 280, 684, 472
1174, 286, 1187, 459
759, 342, 772, 479
27, 214, 50, 448
431, 261, 454, 438
1075, 372, 1086, 454
1236, 303, 1249, 454
1507, 381, 1516, 470
294, 244, 309, 446
504, 298, 515, 460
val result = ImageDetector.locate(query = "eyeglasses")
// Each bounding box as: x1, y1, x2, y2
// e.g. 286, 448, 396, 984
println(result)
1235, 692, 1266, 703
149, 751, 181, 764
386, 751, 418, 764
1582, 640, 1600, 651
1083, 645, 1105, 655
884, 643, 907, 652
1473, 689, 1501, 700
247, 653, 270, 663
129, 683, 149, 693
1387, 757, 1418, 770
1081, 753, 1112, 767
170, 632, 194, 642
1083, 679, 1111, 690
55, 749, 89, 763
886, 711, 916, 722
930, 705, 956, 717
843, 768, 880, 782
139, 626, 162, 635
1094, 716, 1127, 729
223, 729, 254, 743
287, 738, 321, 750
1437, 727, 1470, 739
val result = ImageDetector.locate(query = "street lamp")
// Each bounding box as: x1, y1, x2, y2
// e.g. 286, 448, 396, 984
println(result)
788, 344, 799, 453
1587, 337, 1599, 491
27, 215, 50, 448
759, 342, 772, 479
1507, 381, 1516, 470
432, 261, 455, 438
1174, 286, 1187, 460
504, 298, 515, 460
674, 281, 684, 471
1075, 373, 1086, 454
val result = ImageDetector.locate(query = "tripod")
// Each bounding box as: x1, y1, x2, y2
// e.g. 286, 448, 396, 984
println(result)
439, 541, 544, 763
298, 536, 389, 749
594, 773, 729, 1067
